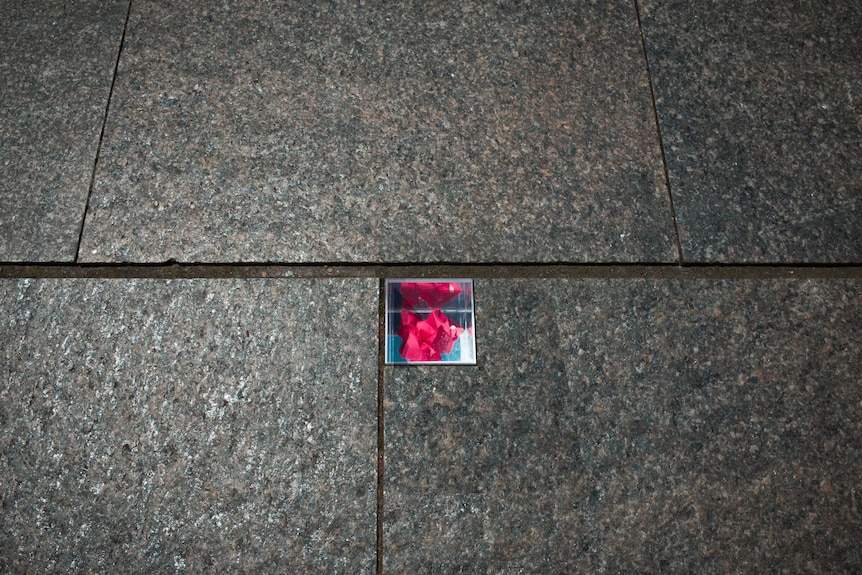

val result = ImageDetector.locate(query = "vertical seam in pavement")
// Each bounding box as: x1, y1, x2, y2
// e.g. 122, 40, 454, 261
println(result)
74, 0, 134, 263
633, 0, 684, 265
376, 278, 385, 575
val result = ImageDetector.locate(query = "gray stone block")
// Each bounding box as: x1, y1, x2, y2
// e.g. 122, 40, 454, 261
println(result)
79, 0, 675, 263
0, 0, 127, 261
0, 278, 378, 573
641, 1, 862, 262
385, 278, 861, 572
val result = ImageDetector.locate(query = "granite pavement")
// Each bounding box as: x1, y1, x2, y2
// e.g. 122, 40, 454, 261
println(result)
0, 278, 378, 573
1, 1, 860, 574
0, 0, 127, 262
641, 0, 862, 262
77, 0, 675, 263
385, 279, 861, 573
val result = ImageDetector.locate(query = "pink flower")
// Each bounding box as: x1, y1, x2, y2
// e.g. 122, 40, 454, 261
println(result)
398, 308, 465, 362
399, 282, 462, 308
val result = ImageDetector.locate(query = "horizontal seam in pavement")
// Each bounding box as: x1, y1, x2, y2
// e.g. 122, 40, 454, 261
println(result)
0, 263, 860, 280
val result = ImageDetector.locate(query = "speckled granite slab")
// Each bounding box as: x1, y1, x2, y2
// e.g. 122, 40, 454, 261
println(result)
0, 0, 127, 262
385, 279, 861, 573
0, 279, 377, 573
640, 1, 862, 263
79, 0, 676, 263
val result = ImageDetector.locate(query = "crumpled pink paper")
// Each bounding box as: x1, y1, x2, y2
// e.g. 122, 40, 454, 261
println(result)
398, 308, 464, 362
399, 282, 462, 308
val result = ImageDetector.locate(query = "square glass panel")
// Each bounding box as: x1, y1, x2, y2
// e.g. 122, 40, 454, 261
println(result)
385, 279, 476, 365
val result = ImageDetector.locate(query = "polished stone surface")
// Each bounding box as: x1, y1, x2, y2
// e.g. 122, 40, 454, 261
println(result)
0, 0, 127, 262
385, 279, 861, 572
0, 279, 377, 573
79, 0, 676, 263
641, 1, 862, 263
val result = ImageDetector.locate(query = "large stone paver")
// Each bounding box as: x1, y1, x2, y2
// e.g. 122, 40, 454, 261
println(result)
641, 1, 862, 263
0, 0, 127, 262
385, 278, 861, 573
79, 0, 675, 263
0, 279, 377, 573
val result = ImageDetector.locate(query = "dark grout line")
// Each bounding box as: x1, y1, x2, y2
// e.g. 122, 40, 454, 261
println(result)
0, 262, 860, 280
376, 279, 386, 575
633, 0, 685, 264
73, 0, 134, 263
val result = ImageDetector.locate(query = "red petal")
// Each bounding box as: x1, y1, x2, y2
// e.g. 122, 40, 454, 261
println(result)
397, 308, 463, 361
427, 309, 464, 355
399, 282, 462, 308
399, 331, 424, 361
399, 308, 418, 328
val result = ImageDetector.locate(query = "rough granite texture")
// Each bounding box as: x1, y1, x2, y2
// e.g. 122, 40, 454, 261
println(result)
0, 279, 377, 574
79, 0, 676, 263
640, 1, 862, 263
385, 279, 861, 573
0, 0, 127, 262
